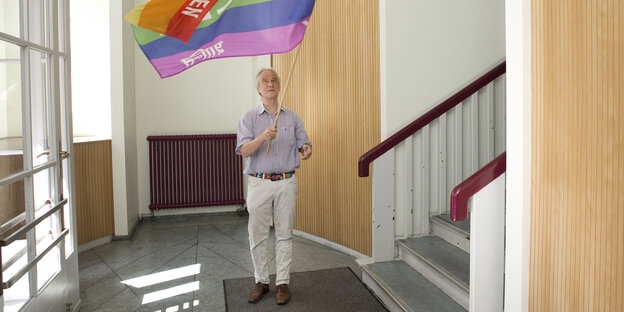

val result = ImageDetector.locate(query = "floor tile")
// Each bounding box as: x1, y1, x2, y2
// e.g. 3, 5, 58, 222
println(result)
196, 225, 241, 246
78, 214, 360, 312
196, 245, 252, 282
93, 288, 141, 312
79, 261, 114, 293
80, 273, 128, 312
115, 238, 197, 281
199, 242, 255, 274
191, 280, 226, 312
78, 250, 103, 270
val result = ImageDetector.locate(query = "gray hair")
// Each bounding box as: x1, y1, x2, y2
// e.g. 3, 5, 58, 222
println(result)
255, 68, 281, 89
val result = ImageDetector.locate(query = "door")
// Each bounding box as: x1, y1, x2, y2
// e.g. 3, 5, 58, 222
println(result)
0, 0, 79, 311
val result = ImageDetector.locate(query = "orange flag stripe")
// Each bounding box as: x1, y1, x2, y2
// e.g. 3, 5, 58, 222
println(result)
165, 0, 218, 43
137, 0, 188, 35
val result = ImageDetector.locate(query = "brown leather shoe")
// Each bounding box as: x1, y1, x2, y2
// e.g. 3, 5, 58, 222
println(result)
276, 284, 290, 305
248, 282, 269, 303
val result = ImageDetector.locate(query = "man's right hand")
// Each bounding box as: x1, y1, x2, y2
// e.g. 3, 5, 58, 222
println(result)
263, 126, 278, 141
241, 126, 278, 157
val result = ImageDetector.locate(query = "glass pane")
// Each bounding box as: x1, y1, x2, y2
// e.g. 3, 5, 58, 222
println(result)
59, 57, 68, 152
33, 168, 60, 290
2, 233, 28, 283
0, 0, 21, 38
33, 168, 52, 222
59, 57, 73, 257
3, 272, 30, 312
37, 244, 59, 290
57, 0, 67, 53
28, 0, 49, 47
33, 167, 54, 253
0, 180, 29, 312
0, 180, 26, 241
0, 41, 23, 180
29, 50, 51, 167
62, 158, 72, 257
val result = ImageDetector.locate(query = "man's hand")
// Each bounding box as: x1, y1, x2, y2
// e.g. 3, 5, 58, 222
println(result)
300, 144, 312, 160
263, 126, 278, 141
240, 126, 278, 157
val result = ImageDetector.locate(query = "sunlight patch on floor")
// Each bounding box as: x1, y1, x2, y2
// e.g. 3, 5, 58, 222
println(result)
121, 264, 201, 288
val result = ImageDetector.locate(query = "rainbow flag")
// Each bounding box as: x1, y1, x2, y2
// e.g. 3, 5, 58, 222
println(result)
128, 0, 315, 78
126, 0, 218, 44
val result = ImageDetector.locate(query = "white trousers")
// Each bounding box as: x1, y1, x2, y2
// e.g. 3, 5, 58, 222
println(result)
247, 175, 297, 285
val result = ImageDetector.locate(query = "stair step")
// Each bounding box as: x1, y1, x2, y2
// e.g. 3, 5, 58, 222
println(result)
397, 236, 469, 309
438, 213, 471, 233
430, 214, 470, 252
361, 260, 466, 312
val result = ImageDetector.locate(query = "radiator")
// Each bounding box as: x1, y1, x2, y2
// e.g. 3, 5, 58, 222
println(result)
147, 134, 245, 210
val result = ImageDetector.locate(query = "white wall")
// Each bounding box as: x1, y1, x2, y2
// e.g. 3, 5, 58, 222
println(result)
0, 0, 22, 139
70, 0, 111, 139
133, 42, 269, 217
110, 0, 139, 236
504, 0, 531, 310
384, 0, 506, 135
121, 1, 140, 234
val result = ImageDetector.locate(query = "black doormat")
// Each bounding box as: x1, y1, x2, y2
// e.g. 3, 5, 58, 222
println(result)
223, 267, 387, 312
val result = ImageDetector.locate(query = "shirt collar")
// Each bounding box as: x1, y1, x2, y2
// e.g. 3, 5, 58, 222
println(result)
256, 103, 284, 115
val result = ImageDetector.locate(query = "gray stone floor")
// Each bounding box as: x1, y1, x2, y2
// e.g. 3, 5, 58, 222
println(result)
78, 213, 361, 312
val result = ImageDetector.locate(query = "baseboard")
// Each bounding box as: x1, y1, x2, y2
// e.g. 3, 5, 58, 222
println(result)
70, 299, 82, 312
139, 209, 242, 221
293, 229, 370, 260
78, 236, 113, 253
112, 217, 141, 241
141, 205, 242, 218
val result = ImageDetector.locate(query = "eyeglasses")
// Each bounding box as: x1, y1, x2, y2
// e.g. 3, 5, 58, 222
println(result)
261, 78, 279, 85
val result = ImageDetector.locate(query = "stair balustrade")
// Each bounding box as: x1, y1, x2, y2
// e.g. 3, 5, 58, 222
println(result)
358, 61, 507, 311
359, 61, 506, 261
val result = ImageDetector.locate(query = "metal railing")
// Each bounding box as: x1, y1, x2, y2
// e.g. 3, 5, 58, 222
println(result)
0, 198, 68, 293
358, 62, 506, 177
450, 152, 506, 221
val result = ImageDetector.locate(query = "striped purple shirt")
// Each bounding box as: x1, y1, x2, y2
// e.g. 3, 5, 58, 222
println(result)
236, 104, 311, 174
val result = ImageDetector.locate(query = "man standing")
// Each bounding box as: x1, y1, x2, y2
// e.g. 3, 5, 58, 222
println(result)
235, 68, 312, 305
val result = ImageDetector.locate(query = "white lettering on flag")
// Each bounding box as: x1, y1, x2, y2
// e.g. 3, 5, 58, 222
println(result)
189, 0, 210, 9
181, 41, 225, 68
182, 7, 203, 18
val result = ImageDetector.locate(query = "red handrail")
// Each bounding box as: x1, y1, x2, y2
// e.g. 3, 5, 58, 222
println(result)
450, 152, 506, 221
358, 62, 506, 177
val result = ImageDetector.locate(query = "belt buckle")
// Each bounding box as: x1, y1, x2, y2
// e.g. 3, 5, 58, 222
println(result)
270, 174, 281, 181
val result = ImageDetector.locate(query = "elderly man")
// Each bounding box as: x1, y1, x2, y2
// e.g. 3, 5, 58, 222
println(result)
235, 68, 312, 305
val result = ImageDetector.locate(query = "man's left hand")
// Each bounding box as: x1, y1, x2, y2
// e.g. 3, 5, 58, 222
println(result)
300, 144, 312, 160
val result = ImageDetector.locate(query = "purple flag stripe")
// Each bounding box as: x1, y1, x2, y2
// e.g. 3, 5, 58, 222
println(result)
150, 18, 309, 78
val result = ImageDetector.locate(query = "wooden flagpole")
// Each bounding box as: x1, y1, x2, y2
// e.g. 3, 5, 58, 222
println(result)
265, 43, 302, 154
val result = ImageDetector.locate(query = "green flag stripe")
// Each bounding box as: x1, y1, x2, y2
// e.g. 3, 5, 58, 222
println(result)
133, 0, 272, 45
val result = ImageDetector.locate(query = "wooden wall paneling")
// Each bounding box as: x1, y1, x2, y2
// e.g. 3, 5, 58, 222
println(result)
531, 0, 624, 310
74, 140, 115, 245
273, 0, 379, 256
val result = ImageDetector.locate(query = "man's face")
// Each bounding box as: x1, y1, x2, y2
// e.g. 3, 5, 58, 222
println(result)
257, 70, 280, 99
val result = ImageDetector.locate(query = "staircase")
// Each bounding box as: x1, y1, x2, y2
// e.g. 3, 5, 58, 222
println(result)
356, 62, 508, 312
360, 214, 470, 311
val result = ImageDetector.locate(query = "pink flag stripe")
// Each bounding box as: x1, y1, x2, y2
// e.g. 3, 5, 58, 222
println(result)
150, 18, 309, 78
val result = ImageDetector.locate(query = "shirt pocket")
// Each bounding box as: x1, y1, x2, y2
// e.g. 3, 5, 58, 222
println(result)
282, 126, 296, 148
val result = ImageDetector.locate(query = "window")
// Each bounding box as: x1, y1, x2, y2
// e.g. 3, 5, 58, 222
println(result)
0, 1, 72, 311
